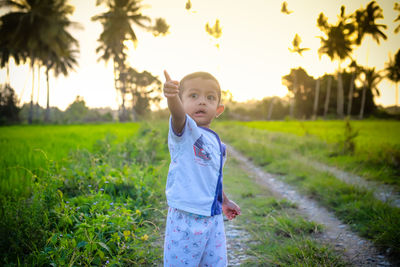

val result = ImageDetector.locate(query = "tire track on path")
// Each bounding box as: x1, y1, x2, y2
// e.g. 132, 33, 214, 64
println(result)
246, 137, 400, 208
227, 144, 392, 267
225, 219, 254, 266
296, 156, 400, 208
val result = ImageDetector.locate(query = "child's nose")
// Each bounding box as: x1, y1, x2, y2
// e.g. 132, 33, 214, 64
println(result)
198, 96, 206, 105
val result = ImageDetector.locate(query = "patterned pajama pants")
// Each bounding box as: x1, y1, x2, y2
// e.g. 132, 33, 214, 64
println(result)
163, 207, 227, 267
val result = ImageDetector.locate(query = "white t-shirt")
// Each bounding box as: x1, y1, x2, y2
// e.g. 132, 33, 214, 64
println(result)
166, 114, 226, 216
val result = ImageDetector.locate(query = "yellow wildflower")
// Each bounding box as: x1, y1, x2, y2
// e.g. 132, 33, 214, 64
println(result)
141, 234, 149, 241
123, 230, 131, 240
135, 209, 141, 216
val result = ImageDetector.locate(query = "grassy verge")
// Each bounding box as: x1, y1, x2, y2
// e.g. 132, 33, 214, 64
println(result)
234, 120, 400, 187
215, 122, 400, 260
223, 157, 347, 266
0, 123, 169, 266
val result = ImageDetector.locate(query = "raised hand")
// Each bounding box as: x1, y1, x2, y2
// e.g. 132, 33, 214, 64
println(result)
164, 70, 186, 133
163, 70, 180, 98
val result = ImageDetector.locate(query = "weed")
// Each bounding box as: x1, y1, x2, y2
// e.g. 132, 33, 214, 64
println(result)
337, 119, 358, 155
268, 215, 322, 238
241, 192, 255, 198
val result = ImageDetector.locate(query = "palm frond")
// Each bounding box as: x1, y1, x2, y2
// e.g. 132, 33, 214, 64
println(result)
281, 1, 293, 15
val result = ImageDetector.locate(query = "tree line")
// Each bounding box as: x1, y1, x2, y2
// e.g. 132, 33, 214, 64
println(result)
284, 1, 400, 120
0, 1, 399, 124
219, 67, 397, 121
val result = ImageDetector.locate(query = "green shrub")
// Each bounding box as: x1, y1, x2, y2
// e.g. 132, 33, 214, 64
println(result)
0, 124, 169, 266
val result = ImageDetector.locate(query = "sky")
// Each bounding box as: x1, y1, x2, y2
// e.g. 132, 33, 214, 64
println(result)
1, 0, 400, 110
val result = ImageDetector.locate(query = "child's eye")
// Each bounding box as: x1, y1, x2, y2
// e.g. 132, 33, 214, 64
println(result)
190, 93, 198, 98
207, 95, 216, 101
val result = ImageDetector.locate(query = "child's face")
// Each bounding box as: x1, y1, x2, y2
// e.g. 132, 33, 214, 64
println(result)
181, 77, 224, 128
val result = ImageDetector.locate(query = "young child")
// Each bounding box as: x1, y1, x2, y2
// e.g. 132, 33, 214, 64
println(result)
163, 70, 241, 267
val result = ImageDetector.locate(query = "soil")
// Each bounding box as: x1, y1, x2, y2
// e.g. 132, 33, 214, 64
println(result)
226, 144, 393, 267
225, 219, 255, 266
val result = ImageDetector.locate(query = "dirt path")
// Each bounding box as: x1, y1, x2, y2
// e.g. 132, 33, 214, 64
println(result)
225, 219, 255, 266
295, 155, 400, 208
226, 144, 392, 267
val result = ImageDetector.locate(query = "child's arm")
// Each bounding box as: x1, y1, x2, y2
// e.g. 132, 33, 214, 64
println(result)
163, 70, 186, 134
222, 190, 241, 220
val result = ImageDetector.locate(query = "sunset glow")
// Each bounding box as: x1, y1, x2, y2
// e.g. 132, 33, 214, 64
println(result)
1, 0, 399, 110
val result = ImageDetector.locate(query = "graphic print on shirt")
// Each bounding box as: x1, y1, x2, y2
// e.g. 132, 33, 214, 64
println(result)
193, 135, 212, 165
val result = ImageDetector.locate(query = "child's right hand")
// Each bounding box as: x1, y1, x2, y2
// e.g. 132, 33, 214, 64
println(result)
163, 70, 180, 98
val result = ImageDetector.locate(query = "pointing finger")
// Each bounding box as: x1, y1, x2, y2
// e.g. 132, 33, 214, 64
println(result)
164, 70, 172, 82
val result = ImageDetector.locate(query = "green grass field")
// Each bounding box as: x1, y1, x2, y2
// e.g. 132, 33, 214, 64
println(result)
0, 123, 140, 197
214, 119, 400, 260
0, 122, 169, 266
1, 119, 399, 265
218, 119, 400, 186
240, 120, 400, 146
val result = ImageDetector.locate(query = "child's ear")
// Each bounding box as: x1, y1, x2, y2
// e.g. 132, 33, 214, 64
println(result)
216, 104, 225, 118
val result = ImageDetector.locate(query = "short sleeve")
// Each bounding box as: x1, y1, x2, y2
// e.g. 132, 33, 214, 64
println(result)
169, 115, 186, 139
168, 114, 201, 144
221, 143, 227, 165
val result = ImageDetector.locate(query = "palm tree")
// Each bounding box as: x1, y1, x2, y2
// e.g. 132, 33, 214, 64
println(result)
346, 60, 361, 116
39, 1, 79, 122
0, 0, 79, 123
386, 49, 400, 107
312, 77, 320, 120
185, 0, 192, 11
267, 97, 275, 120
289, 34, 310, 56
93, 0, 150, 121
317, 8, 354, 118
152, 18, 170, 37
205, 19, 223, 83
354, 1, 387, 118
394, 2, 400, 34
288, 34, 309, 118
43, 47, 78, 122
0, 8, 26, 69
281, 2, 293, 15
93, 0, 168, 121
354, 1, 387, 45
359, 67, 382, 119
323, 75, 333, 118
317, 15, 333, 119
0, 0, 47, 123
205, 19, 222, 49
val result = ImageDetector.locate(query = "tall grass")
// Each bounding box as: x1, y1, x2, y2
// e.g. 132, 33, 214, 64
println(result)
0, 123, 140, 197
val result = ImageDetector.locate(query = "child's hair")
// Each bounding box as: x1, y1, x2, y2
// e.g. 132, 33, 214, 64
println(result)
179, 72, 222, 103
